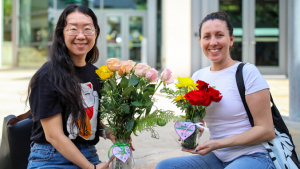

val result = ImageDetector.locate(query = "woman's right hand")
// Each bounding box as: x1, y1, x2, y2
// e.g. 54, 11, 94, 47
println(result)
95, 155, 115, 169
198, 120, 205, 137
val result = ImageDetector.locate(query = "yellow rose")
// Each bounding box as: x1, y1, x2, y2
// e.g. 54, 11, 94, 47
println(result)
175, 77, 198, 91
174, 94, 186, 102
96, 65, 113, 80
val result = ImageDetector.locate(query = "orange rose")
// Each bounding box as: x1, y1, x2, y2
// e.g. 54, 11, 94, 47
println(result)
106, 58, 121, 71
118, 60, 134, 76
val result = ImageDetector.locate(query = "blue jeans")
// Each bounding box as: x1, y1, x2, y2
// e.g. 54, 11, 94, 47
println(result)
27, 142, 101, 169
155, 152, 276, 169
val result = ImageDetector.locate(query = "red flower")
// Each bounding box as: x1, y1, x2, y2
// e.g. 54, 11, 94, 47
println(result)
207, 86, 222, 102
185, 90, 212, 106
196, 80, 209, 91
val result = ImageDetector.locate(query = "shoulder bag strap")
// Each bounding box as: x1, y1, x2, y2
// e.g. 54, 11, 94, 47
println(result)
235, 63, 254, 126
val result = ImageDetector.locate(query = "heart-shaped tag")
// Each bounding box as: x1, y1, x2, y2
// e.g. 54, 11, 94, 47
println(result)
112, 146, 131, 163
174, 122, 196, 141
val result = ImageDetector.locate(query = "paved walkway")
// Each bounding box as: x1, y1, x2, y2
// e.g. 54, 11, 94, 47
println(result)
0, 68, 299, 169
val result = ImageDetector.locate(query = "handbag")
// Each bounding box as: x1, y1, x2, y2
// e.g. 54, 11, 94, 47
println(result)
0, 110, 33, 169
236, 63, 300, 169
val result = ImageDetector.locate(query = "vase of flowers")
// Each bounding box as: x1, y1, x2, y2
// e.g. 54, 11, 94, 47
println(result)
96, 58, 179, 168
179, 108, 205, 149
109, 139, 133, 169
161, 77, 222, 149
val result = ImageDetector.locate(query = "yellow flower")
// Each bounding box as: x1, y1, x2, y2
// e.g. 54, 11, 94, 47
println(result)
175, 77, 199, 91
96, 65, 113, 80
174, 94, 186, 102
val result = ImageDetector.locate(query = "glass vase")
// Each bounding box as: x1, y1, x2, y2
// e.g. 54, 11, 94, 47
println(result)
181, 122, 199, 149
110, 139, 133, 169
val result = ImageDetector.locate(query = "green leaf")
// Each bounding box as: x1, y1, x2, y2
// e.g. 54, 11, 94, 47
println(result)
109, 78, 117, 90
121, 104, 130, 114
147, 84, 156, 89
200, 109, 206, 120
137, 93, 143, 101
102, 102, 111, 111
99, 89, 107, 95
193, 116, 201, 122
131, 90, 137, 98
120, 77, 129, 88
145, 101, 154, 115
125, 119, 134, 132
132, 121, 139, 136
142, 91, 150, 100
144, 101, 153, 107
146, 106, 152, 115
156, 119, 167, 126
122, 86, 134, 97
137, 79, 146, 89
104, 82, 111, 91
144, 84, 156, 94
135, 109, 143, 114
131, 101, 144, 107
128, 76, 139, 86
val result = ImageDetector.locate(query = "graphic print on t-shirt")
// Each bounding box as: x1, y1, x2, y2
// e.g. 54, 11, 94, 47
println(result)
67, 82, 99, 140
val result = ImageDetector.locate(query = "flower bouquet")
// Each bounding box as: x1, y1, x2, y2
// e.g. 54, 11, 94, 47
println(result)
96, 58, 178, 168
161, 77, 222, 149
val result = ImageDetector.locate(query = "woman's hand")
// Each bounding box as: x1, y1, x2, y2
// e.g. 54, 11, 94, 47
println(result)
106, 129, 116, 143
106, 130, 135, 151
182, 139, 219, 155
198, 120, 205, 137
95, 155, 115, 169
129, 137, 135, 151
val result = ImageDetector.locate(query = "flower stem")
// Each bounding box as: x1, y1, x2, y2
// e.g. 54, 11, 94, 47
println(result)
150, 81, 163, 100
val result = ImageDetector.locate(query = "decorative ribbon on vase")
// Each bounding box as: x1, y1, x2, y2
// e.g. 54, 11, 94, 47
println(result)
107, 141, 131, 163
108, 141, 130, 158
175, 121, 209, 141
183, 122, 209, 134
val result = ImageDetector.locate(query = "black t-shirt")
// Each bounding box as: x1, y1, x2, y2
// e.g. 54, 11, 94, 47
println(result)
29, 63, 103, 145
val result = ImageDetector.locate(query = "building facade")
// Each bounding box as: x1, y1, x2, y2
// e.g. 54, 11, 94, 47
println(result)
0, 0, 292, 77
1, 0, 300, 121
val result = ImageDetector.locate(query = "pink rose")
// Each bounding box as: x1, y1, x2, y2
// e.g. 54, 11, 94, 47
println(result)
118, 61, 134, 76
134, 63, 150, 76
106, 58, 121, 71
127, 60, 136, 67
160, 69, 174, 85
145, 68, 159, 82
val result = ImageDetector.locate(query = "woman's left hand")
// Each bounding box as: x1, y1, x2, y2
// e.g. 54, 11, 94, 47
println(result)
105, 129, 116, 143
106, 131, 135, 151
182, 139, 219, 155
129, 137, 135, 151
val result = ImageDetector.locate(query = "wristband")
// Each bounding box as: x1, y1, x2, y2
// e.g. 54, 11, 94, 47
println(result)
102, 129, 106, 140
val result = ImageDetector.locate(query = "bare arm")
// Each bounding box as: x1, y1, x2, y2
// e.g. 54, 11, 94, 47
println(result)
41, 113, 95, 169
184, 89, 276, 155
217, 89, 275, 145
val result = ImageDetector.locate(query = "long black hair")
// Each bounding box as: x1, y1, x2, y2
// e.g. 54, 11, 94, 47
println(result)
27, 4, 100, 133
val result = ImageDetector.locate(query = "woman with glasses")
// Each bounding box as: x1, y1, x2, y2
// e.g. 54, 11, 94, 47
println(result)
26, 4, 127, 169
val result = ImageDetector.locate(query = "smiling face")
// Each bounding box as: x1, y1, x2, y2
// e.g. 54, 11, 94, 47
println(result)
63, 11, 97, 62
199, 19, 234, 63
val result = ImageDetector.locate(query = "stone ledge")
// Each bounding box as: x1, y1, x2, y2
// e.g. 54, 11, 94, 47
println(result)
133, 164, 156, 169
